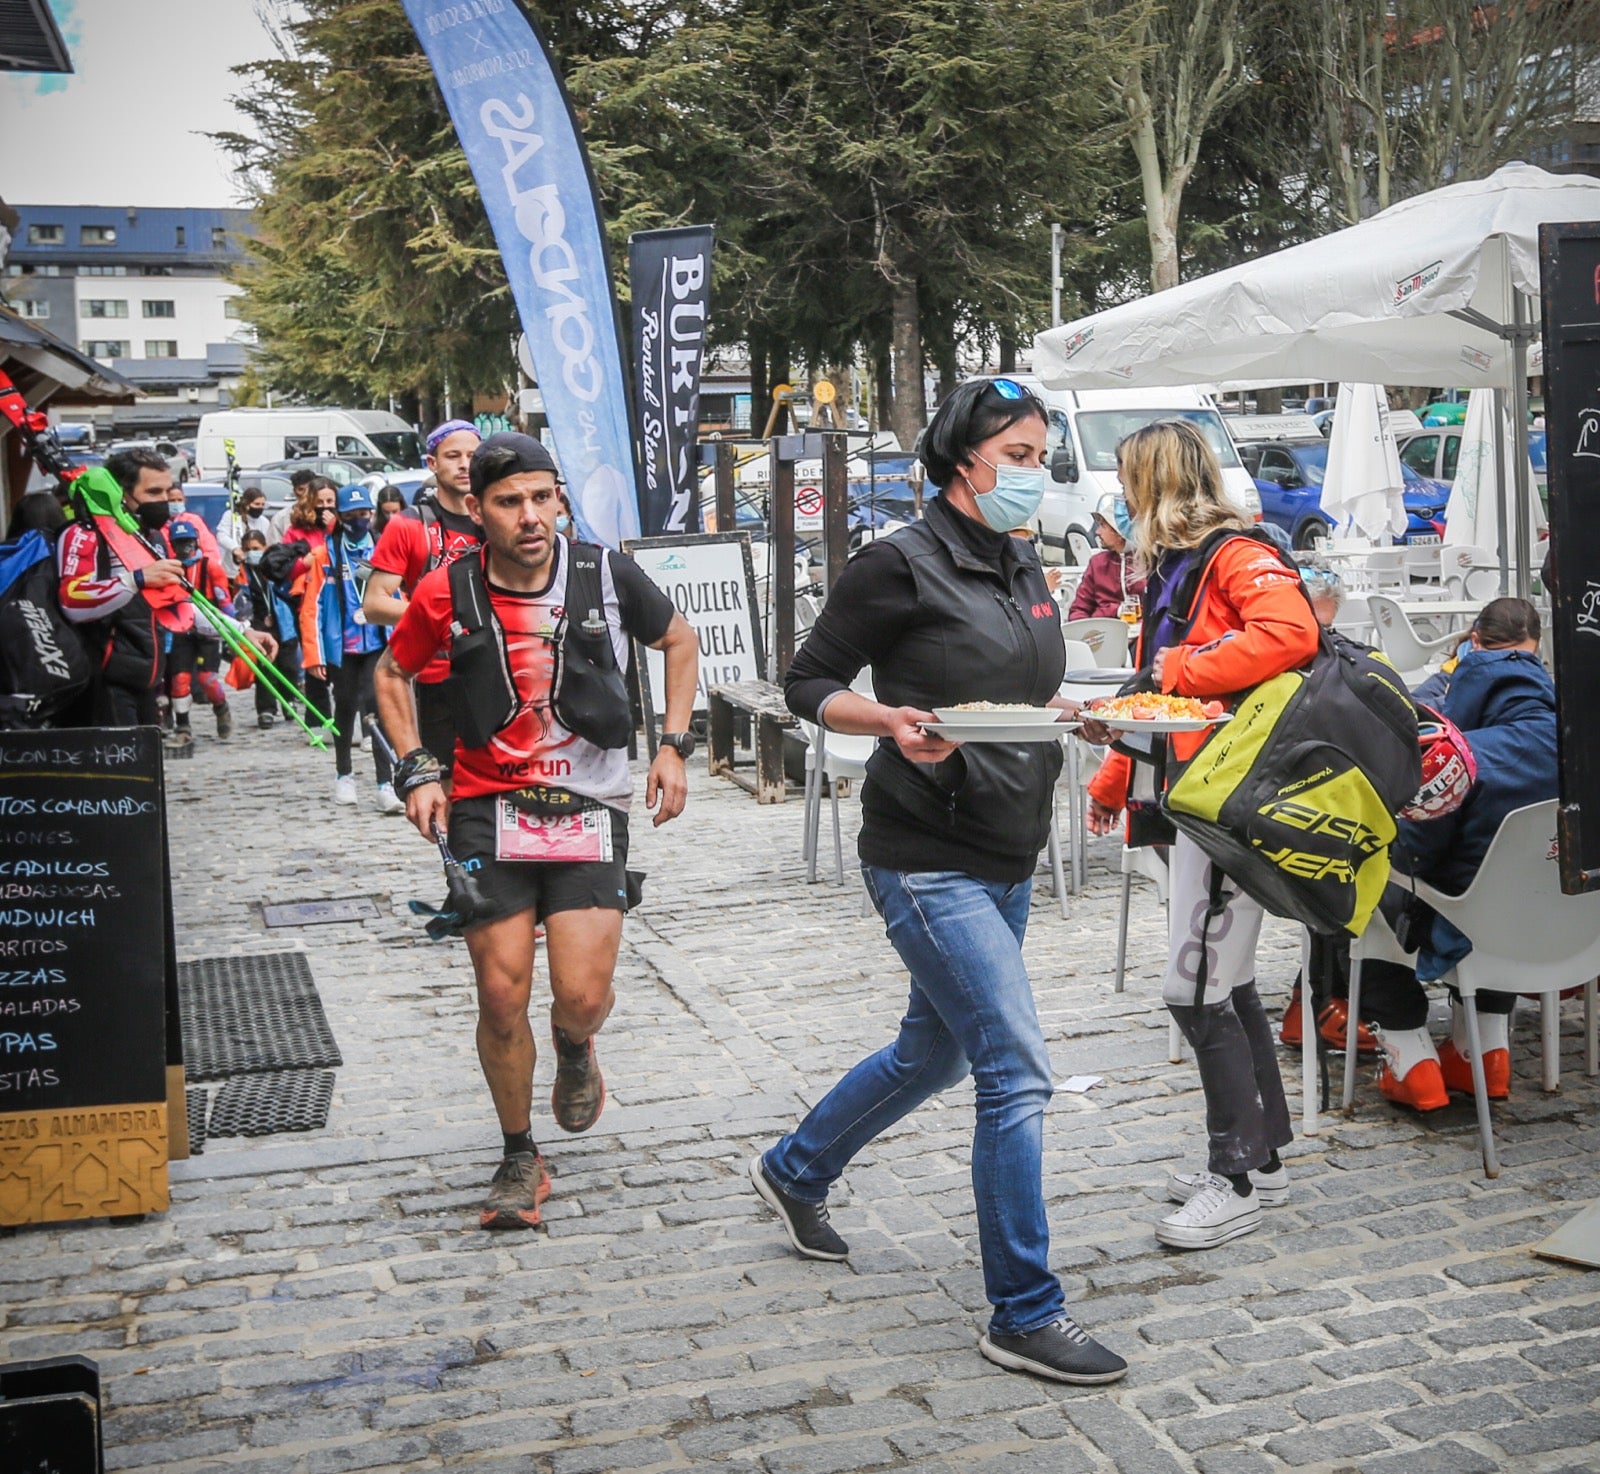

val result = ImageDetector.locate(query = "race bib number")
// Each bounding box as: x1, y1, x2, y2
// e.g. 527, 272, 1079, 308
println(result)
494, 801, 613, 863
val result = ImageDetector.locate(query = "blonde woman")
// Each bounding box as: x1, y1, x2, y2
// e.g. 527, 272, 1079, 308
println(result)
1085, 420, 1320, 1250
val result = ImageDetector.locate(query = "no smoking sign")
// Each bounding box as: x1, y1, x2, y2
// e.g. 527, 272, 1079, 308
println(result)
795, 484, 825, 531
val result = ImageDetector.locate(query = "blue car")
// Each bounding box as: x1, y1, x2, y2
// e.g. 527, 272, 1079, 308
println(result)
1238, 439, 1448, 550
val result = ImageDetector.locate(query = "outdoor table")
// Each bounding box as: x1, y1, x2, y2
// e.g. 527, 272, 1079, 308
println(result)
707, 679, 798, 804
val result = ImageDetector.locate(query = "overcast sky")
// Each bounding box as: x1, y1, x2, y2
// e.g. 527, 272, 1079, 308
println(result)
0, 0, 293, 209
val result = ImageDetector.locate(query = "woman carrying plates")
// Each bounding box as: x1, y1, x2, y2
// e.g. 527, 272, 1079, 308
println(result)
748, 378, 1126, 1387
1083, 420, 1320, 1251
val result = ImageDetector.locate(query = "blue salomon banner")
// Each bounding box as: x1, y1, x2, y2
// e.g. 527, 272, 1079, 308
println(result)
402, 0, 641, 547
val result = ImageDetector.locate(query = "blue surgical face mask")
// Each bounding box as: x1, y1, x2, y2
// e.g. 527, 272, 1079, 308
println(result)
1112, 497, 1134, 539
555, 513, 571, 534
245, 550, 265, 565
168, 499, 187, 516
968, 453, 1045, 533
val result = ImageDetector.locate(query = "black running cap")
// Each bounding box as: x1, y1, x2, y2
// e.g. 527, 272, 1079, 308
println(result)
470, 432, 559, 496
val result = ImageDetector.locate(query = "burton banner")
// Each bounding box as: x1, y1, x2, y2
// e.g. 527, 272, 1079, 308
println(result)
630, 225, 714, 535
403, 0, 641, 546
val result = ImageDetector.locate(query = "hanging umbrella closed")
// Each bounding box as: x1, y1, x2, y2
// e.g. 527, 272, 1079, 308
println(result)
1445, 387, 1545, 557
1320, 384, 1407, 543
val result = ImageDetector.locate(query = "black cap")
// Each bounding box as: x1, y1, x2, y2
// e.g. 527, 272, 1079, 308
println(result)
469, 432, 559, 497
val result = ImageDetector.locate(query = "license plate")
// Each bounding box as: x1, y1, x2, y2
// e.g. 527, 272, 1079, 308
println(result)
1408, 534, 1441, 544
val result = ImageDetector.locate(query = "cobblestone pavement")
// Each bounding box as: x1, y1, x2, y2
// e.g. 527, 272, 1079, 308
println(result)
5, 704, 1600, 1473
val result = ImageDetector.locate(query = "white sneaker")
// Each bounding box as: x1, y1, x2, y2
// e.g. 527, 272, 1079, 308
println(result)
333, 774, 358, 806
1167, 1164, 1288, 1207
375, 782, 404, 815
1155, 1174, 1262, 1249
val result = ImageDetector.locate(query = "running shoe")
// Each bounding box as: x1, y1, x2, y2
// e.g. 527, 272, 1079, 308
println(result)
375, 782, 405, 815
747, 1154, 848, 1260
979, 1316, 1128, 1385
333, 774, 358, 806
551, 1024, 605, 1133
1155, 1175, 1262, 1249
215, 703, 234, 741
479, 1150, 552, 1230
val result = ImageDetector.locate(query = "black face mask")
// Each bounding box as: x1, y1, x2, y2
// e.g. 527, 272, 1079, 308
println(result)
244, 505, 265, 520
135, 500, 171, 532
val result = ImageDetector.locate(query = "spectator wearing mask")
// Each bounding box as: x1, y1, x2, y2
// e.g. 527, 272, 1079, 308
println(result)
279, 476, 338, 733
301, 484, 400, 811
218, 485, 273, 579
1068, 493, 1146, 621
269, 466, 319, 541
1361, 598, 1554, 1110
373, 484, 406, 537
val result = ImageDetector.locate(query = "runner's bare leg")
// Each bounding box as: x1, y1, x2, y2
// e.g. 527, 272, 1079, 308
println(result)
466, 908, 538, 1132
546, 909, 622, 1043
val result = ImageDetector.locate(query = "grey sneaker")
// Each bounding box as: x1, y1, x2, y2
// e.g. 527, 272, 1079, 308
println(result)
748, 1154, 848, 1261
979, 1316, 1128, 1385
1167, 1163, 1288, 1207
550, 1025, 605, 1133
479, 1151, 552, 1230
1155, 1174, 1262, 1249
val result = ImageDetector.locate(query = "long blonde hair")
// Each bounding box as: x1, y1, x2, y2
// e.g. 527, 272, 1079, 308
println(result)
1117, 420, 1248, 562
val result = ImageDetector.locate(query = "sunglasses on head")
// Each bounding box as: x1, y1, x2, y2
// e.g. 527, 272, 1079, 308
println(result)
988, 377, 1027, 400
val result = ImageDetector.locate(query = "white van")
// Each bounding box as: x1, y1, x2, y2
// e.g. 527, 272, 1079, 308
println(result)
196, 408, 425, 479
1010, 379, 1261, 565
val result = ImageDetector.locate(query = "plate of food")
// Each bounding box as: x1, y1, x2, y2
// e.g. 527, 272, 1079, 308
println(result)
1081, 693, 1230, 733
930, 702, 1064, 726
921, 719, 1076, 744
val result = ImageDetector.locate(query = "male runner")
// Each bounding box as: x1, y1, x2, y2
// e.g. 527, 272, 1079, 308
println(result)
373, 433, 698, 1229
363, 420, 482, 788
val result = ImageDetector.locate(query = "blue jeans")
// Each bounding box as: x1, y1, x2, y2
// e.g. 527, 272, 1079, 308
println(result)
763, 866, 1064, 1336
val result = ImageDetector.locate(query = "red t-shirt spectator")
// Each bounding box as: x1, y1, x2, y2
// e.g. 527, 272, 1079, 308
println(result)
1068, 549, 1146, 621
369, 498, 482, 684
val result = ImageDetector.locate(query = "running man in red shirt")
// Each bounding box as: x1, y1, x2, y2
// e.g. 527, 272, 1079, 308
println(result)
374, 433, 699, 1230
362, 420, 483, 788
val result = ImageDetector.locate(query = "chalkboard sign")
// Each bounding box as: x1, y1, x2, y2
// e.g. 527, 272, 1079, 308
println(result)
0, 728, 173, 1223
1539, 223, 1600, 894
622, 532, 765, 751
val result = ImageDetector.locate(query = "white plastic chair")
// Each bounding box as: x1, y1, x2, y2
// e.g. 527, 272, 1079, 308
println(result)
1332, 593, 1375, 643
1363, 549, 1411, 595
1060, 618, 1131, 669
1109, 844, 1185, 1063
1440, 545, 1495, 596
1369, 595, 1460, 684
802, 722, 876, 888
1346, 801, 1600, 1177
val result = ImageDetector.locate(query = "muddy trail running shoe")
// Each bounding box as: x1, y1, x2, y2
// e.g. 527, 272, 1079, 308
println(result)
551, 1024, 605, 1133
479, 1150, 552, 1230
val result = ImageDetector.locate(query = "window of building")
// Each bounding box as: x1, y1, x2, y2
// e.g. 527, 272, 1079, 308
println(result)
211, 226, 227, 249
31, 265, 62, 277
175, 226, 187, 248
142, 300, 176, 318
80, 225, 118, 246
81, 299, 129, 319
144, 341, 179, 358
27, 224, 63, 245
79, 265, 129, 277
83, 341, 128, 359
16, 300, 49, 320
223, 298, 244, 320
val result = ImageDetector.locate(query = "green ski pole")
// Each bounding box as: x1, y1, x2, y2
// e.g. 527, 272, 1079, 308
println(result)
190, 589, 338, 747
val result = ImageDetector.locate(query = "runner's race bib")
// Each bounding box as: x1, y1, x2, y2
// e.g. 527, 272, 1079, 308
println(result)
495, 800, 613, 863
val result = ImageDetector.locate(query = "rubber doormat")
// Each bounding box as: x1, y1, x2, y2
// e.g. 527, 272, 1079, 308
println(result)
186, 1086, 209, 1156
178, 952, 343, 1082
208, 1070, 335, 1138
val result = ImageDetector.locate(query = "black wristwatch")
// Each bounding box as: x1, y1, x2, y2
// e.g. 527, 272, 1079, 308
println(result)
660, 731, 696, 760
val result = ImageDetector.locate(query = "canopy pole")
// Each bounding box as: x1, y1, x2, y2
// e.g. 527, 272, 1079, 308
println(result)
1492, 387, 1511, 596
1510, 289, 1535, 601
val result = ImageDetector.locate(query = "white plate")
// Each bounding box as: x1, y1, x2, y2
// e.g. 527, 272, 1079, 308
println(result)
930, 706, 1062, 726
1087, 712, 1231, 734
922, 720, 1076, 743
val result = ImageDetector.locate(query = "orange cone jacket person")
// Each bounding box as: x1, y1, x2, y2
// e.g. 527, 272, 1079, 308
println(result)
1090, 419, 1319, 1256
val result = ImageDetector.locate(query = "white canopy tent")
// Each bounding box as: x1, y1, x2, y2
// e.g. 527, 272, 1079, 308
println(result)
1445, 387, 1546, 561
1034, 162, 1600, 595
1321, 383, 1407, 543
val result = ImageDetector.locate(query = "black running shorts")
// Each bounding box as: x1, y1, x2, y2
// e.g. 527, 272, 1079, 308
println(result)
416, 679, 457, 779
448, 794, 631, 928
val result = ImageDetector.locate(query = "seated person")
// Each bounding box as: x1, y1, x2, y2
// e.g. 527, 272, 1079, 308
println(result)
1068, 493, 1146, 620
1359, 598, 1554, 1109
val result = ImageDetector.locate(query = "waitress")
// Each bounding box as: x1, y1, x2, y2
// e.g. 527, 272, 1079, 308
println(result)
749, 378, 1127, 1387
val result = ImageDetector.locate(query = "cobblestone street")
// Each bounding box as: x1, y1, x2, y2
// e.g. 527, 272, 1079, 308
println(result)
4, 705, 1600, 1473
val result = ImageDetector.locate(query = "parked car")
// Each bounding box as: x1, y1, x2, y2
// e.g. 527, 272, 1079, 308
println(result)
107, 437, 191, 484
198, 407, 425, 477
1398, 427, 1462, 486
258, 455, 390, 486
1237, 438, 1449, 549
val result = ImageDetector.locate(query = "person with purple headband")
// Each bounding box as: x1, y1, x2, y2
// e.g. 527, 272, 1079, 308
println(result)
362, 419, 483, 788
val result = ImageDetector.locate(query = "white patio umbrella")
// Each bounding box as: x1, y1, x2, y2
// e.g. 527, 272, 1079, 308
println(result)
1034, 162, 1600, 594
1320, 383, 1407, 543
1444, 387, 1546, 564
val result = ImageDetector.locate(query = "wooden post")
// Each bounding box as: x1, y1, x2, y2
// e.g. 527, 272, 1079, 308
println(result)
771, 439, 797, 681
714, 440, 735, 535
821, 430, 849, 596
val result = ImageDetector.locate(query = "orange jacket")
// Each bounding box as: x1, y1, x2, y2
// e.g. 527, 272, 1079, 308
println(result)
1089, 535, 1320, 812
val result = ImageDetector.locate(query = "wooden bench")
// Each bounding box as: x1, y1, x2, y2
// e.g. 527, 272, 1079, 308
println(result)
707, 680, 797, 803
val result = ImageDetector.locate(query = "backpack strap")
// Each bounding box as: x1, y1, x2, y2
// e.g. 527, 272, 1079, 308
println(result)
562, 542, 617, 671
446, 544, 492, 637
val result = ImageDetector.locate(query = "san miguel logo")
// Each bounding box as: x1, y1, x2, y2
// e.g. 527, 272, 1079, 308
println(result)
1061, 326, 1095, 359
1393, 260, 1442, 306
